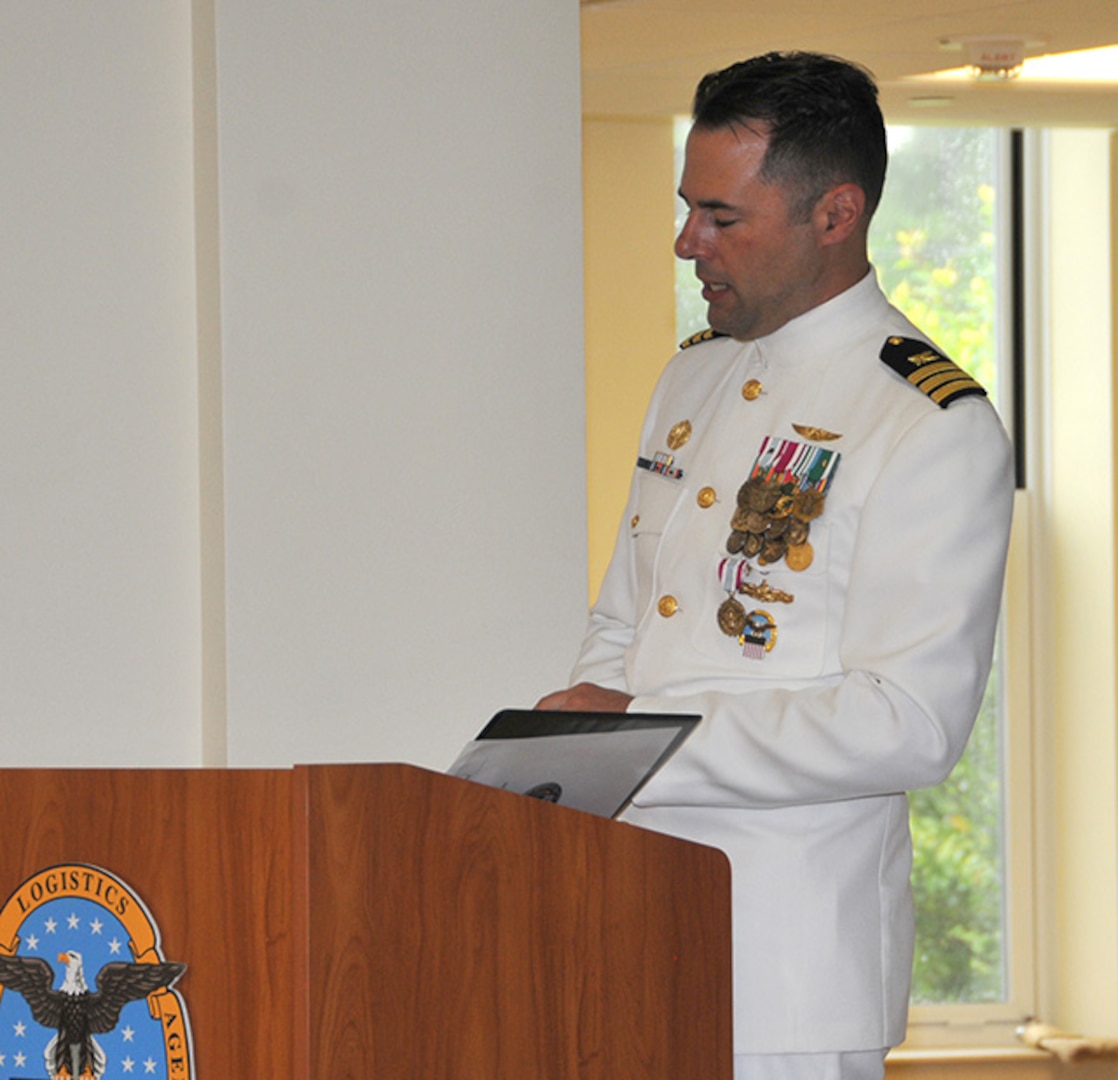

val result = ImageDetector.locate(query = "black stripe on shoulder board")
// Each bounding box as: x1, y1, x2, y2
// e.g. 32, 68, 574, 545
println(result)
679, 328, 728, 350
879, 336, 988, 408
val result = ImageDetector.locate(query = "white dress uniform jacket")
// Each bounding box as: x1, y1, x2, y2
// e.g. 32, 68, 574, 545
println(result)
570, 272, 1015, 1055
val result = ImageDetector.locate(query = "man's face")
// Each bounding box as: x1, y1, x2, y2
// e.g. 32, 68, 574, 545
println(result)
675, 124, 827, 342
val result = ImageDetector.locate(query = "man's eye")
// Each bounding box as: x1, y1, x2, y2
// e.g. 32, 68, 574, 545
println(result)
714, 218, 737, 229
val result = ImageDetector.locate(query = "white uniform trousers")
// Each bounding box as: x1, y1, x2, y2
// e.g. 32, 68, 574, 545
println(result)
734, 1049, 888, 1080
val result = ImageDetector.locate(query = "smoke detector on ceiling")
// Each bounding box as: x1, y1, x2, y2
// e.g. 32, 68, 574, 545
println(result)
939, 35, 1044, 80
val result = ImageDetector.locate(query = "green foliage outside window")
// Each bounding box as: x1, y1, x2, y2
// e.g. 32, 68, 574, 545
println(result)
870, 126, 1006, 1005
908, 675, 1004, 1003
870, 127, 999, 392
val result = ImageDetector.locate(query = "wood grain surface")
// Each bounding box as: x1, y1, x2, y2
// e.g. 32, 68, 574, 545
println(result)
305, 763, 732, 1079
0, 769, 297, 1079
0, 765, 732, 1079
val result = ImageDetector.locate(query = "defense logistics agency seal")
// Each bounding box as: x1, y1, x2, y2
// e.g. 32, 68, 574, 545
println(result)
0, 864, 192, 1080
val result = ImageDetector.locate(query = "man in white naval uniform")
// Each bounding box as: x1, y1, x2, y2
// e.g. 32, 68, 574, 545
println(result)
538, 53, 1015, 1080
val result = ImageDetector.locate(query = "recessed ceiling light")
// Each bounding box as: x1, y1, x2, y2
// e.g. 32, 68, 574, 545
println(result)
1021, 43, 1118, 80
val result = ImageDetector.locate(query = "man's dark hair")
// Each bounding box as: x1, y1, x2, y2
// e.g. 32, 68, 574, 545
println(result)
692, 51, 887, 221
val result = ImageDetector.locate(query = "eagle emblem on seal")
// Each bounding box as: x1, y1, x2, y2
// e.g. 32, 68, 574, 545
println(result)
0, 949, 184, 1080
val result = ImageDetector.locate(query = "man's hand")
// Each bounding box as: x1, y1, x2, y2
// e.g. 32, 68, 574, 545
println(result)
535, 682, 634, 713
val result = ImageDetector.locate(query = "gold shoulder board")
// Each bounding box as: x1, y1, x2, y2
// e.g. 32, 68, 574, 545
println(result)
679, 328, 728, 350
879, 336, 987, 408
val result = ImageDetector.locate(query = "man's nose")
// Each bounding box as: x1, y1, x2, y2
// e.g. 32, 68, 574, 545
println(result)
674, 213, 703, 260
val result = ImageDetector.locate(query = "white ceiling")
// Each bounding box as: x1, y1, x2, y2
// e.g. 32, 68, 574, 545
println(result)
581, 0, 1118, 126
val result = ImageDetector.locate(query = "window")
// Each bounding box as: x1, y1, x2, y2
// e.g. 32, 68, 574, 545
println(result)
674, 122, 1036, 1041
872, 126, 1013, 1013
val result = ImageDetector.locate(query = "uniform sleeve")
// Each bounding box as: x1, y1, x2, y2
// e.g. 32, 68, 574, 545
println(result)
589, 397, 1015, 810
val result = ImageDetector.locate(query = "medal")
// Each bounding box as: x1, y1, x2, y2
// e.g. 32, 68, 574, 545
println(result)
712, 433, 841, 650
741, 610, 777, 660
786, 518, 809, 546
717, 597, 748, 637
792, 488, 825, 522
785, 541, 814, 572
741, 532, 764, 558
722, 437, 840, 572
731, 508, 768, 534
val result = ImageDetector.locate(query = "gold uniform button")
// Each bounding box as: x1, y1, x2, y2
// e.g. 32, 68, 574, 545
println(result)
697, 486, 717, 508
742, 379, 763, 401
630, 514, 640, 529
657, 595, 680, 618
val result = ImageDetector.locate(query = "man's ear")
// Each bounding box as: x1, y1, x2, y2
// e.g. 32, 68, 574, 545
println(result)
813, 183, 866, 246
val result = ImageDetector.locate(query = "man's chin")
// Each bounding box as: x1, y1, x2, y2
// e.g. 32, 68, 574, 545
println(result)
706, 310, 738, 338
706, 299, 763, 341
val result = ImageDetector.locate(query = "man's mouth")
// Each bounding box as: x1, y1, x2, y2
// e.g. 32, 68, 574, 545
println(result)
701, 281, 730, 302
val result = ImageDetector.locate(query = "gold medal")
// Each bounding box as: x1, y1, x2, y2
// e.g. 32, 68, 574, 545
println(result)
666, 420, 692, 451
730, 507, 768, 534
792, 489, 826, 522
759, 537, 788, 565
741, 532, 764, 558
785, 541, 814, 571
765, 516, 790, 540
786, 518, 810, 546
771, 494, 794, 518
718, 596, 748, 637
737, 476, 782, 512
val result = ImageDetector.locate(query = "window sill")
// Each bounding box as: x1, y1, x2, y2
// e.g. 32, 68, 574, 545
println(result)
887, 1046, 1050, 1066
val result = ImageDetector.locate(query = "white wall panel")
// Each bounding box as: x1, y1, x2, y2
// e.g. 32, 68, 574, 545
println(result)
0, 3, 202, 764
215, 1, 587, 767
0, 1, 587, 771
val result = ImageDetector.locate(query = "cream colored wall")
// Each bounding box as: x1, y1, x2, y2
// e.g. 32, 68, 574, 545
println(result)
0, 3, 203, 765
214, 3, 588, 768
0, 2, 589, 771
582, 117, 678, 600
1042, 127, 1118, 1035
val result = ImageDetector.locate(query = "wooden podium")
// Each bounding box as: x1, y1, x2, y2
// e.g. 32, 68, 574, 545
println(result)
0, 764, 732, 1079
